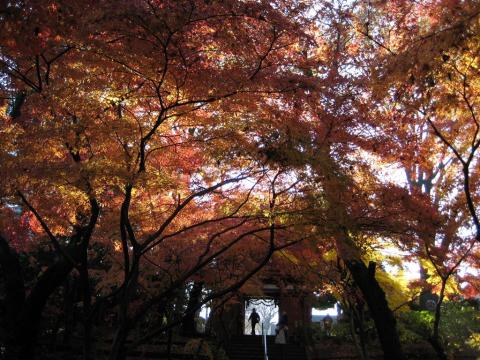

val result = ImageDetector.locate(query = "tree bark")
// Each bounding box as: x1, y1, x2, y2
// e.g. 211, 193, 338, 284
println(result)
181, 281, 204, 337
109, 258, 140, 360
429, 280, 448, 360
62, 276, 77, 345
80, 260, 94, 360
0, 197, 98, 360
0, 234, 26, 360
350, 310, 367, 360
346, 260, 405, 360
14, 257, 74, 360
318, 149, 405, 360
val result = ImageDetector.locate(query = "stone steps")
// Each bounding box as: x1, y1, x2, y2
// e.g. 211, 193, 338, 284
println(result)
226, 335, 307, 360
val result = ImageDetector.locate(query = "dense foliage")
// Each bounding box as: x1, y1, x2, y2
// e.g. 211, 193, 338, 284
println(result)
1, 1, 480, 359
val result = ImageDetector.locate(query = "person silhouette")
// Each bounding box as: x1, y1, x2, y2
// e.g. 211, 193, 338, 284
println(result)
249, 308, 260, 335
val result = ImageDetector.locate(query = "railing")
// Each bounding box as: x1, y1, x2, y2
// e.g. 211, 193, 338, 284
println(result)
261, 322, 269, 360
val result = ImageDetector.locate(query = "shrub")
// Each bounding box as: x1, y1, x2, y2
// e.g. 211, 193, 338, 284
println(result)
398, 301, 480, 352
439, 301, 480, 351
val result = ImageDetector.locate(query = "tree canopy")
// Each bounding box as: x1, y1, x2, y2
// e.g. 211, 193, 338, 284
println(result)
1, 1, 479, 360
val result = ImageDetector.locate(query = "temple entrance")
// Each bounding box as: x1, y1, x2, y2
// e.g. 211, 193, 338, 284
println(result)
244, 298, 278, 335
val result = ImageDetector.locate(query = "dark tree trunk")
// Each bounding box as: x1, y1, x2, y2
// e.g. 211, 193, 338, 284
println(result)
1, 199, 98, 360
181, 282, 204, 337
12, 258, 74, 360
0, 234, 26, 360
429, 280, 448, 360
346, 260, 405, 360
80, 260, 94, 360
1, 238, 83, 359
0, 239, 78, 360
428, 337, 448, 360
109, 259, 139, 360
355, 303, 369, 360
350, 310, 367, 360
62, 276, 77, 345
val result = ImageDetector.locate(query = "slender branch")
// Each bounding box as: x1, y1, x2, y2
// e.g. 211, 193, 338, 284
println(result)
462, 166, 480, 239
142, 174, 264, 254
119, 186, 132, 282
250, 26, 280, 80
34, 55, 42, 91
17, 191, 78, 267
142, 174, 253, 250
425, 117, 465, 165
356, 29, 397, 56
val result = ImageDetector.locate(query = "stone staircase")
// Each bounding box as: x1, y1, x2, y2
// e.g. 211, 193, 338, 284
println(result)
226, 335, 307, 360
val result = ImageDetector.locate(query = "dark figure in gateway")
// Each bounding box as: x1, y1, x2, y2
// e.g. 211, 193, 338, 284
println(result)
249, 308, 260, 335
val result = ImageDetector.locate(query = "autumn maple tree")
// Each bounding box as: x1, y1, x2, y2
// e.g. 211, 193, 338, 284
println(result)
0, 0, 320, 359
1, 1, 480, 360
342, 0, 480, 357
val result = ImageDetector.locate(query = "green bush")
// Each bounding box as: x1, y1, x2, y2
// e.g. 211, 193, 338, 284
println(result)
310, 321, 353, 342
398, 310, 433, 341
439, 301, 480, 351
398, 301, 480, 351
